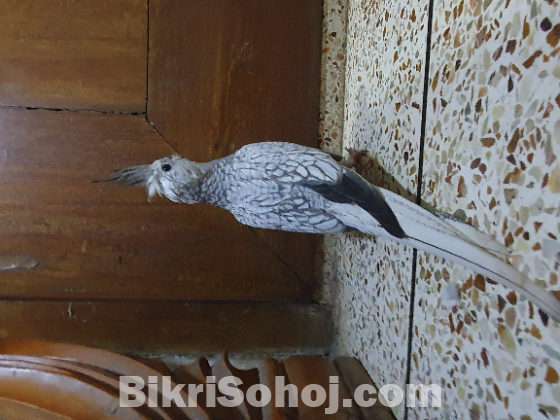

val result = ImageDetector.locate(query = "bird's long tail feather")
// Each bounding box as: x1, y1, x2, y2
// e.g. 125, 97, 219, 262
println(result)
432, 210, 510, 258
332, 188, 560, 321
380, 189, 560, 321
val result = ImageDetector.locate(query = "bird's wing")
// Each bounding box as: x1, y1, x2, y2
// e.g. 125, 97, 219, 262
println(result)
233, 142, 405, 238
230, 205, 347, 234
307, 168, 406, 238
233, 142, 343, 184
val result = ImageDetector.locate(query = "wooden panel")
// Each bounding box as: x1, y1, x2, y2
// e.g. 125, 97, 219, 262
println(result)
0, 108, 310, 300
212, 353, 262, 420
0, 367, 153, 420
0, 398, 72, 420
172, 359, 239, 419
0, 301, 332, 354
147, 0, 323, 292
334, 357, 394, 420
147, 0, 323, 161
250, 229, 320, 293
0, 0, 147, 112
283, 356, 362, 419
258, 358, 297, 420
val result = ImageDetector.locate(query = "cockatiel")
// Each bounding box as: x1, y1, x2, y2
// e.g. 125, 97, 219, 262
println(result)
102, 141, 560, 321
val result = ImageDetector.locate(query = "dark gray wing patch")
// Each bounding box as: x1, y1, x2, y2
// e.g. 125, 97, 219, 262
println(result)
306, 168, 406, 239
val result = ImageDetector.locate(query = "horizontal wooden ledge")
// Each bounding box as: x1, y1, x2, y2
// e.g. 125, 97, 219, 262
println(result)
0, 301, 332, 355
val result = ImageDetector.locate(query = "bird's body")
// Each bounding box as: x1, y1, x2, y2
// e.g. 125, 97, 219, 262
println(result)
177, 147, 350, 234
104, 141, 560, 321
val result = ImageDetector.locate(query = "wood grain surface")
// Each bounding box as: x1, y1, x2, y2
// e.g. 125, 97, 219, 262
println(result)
0, 108, 311, 300
0, 1, 328, 354
147, 0, 324, 290
147, 0, 323, 160
0, 301, 332, 354
0, 0, 147, 112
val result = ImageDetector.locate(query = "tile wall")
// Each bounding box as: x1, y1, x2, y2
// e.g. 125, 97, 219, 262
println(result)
322, 0, 560, 419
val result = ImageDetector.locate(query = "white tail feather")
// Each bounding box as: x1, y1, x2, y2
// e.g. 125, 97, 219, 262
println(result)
329, 189, 560, 321
433, 211, 510, 258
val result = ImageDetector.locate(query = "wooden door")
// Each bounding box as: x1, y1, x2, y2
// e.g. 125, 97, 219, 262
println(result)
0, 0, 328, 353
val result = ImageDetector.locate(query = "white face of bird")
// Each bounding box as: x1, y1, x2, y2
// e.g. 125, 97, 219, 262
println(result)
104, 155, 203, 203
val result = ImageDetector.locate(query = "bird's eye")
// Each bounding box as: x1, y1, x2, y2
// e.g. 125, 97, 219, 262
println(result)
161, 164, 172, 172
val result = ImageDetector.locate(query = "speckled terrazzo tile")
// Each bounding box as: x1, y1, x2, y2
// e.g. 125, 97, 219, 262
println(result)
410, 0, 560, 419
341, 0, 429, 195
319, 0, 348, 155
317, 0, 349, 306
330, 233, 414, 420
303, 0, 349, 304
328, 1, 429, 419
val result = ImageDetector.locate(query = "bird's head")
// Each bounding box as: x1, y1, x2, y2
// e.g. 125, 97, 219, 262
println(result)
100, 155, 205, 203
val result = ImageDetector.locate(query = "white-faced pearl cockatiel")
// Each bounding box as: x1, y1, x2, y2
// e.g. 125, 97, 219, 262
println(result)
103, 141, 560, 321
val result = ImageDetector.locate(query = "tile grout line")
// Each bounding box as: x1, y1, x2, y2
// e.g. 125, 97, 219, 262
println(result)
404, 0, 435, 419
